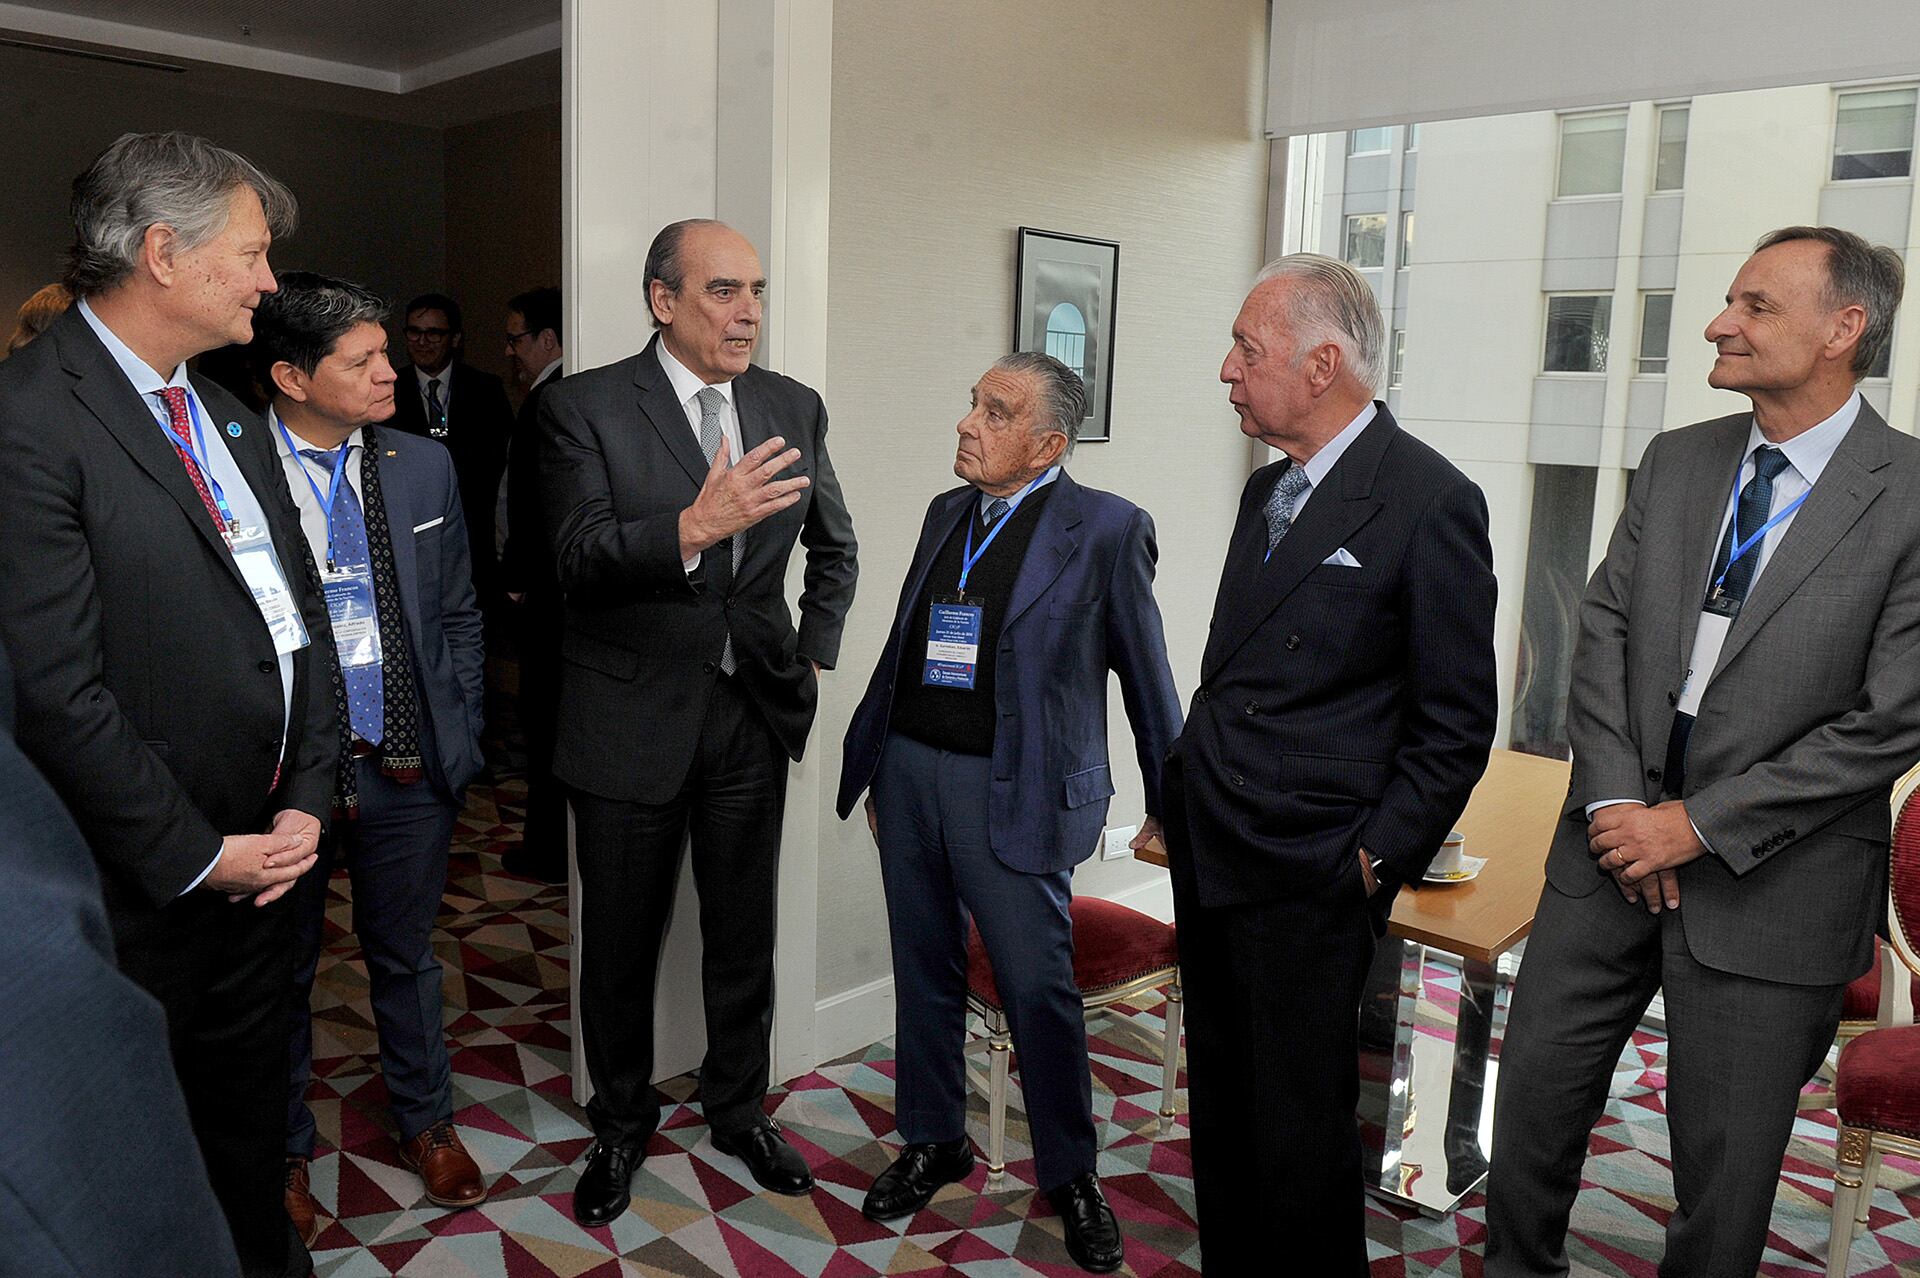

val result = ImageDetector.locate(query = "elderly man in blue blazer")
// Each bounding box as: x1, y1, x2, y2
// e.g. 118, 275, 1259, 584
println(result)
250, 273, 491, 1241
838, 352, 1183, 1274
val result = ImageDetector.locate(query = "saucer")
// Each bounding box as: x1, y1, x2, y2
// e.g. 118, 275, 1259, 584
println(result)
1424, 854, 1487, 884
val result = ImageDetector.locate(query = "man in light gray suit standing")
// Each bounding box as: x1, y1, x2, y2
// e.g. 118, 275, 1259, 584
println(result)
1486, 226, 1920, 1278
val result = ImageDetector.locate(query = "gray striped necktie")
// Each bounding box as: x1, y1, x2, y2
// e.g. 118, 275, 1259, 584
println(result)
695, 386, 740, 674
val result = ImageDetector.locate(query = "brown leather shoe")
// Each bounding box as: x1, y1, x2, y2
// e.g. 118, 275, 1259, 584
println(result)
284, 1156, 322, 1247
400, 1119, 488, 1208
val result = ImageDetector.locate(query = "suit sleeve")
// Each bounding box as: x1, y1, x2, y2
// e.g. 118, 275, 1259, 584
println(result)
540, 386, 700, 598
0, 411, 226, 904
793, 391, 858, 669
1361, 476, 1500, 885
1687, 535, 1920, 874
1105, 507, 1184, 816
434, 450, 488, 744
1564, 433, 1662, 812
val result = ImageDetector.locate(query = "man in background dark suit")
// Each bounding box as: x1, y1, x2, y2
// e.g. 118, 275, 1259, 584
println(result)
499, 285, 567, 883
389, 291, 513, 611
254, 273, 491, 1241
837, 353, 1183, 1273
1165, 254, 1497, 1272
0, 639, 244, 1278
0, 132, 336, 1277
542, 218, 857, 1224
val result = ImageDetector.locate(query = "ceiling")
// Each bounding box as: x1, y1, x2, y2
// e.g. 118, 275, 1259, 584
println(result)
0, 0, 560, 124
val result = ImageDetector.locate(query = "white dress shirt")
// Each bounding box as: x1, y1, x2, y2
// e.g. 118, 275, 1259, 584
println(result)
656, 340, 745, 572
1278, 400, 1378, 523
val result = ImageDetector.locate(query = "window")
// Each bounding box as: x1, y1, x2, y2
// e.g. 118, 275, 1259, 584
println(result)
1510, 466, 1599, 759
1398, 211, 1415, 267
1349, 127, 1391, 155
1406, 122, 1422, 150
1043, 302, 1088, 378
1654, 105, 1689, 191
1544, 294, 1612, 372
1557, 111, 1628, 197
1389, 330, 1407, 388
1344, 213, 1387, 269
1637, 292, 1673, 374
1833, 88, 1917, 180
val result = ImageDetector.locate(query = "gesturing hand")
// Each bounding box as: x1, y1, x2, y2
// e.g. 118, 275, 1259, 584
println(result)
679, 435, 810, 560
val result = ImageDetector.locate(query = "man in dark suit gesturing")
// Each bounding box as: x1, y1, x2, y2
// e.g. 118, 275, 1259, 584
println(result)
542, 219, 857, 1223
1487, 229, 1920, 1278
253, 272, 492, 1238
837, 353, 1183, 1272
1165, 254, 1497, 1272
0, 132, 335, 1277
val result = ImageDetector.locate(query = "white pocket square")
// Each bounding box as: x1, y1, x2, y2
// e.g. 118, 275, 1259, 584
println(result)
412, 516, 445, 533
1321, 548, 1363, 568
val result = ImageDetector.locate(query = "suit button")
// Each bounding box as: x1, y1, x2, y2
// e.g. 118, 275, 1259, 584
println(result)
1196, 689, 1210, 703
1667, 690, 1678, 707
702, 661, 717, 675
1785, 829, 1796, 839
1646, 768, 1662, 783
724, 598, 733, 611
258, 659, 274, 673
1245, 701, 1259, 715
1230, 773, 1245, 787
1285, 634, 1302, 650
1752, 848, 1764, 859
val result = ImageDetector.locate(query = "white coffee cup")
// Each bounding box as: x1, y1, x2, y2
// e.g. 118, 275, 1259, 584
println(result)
1430, 830, 1467, 876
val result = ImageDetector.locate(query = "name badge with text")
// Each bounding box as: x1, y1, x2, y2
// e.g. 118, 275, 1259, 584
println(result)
230, 524, 310, 657
924, 594, 985, 689
321, 565, 383, 669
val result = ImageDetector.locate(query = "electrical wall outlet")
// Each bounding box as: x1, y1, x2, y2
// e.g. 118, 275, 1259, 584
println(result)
1102, 824, 1138, 861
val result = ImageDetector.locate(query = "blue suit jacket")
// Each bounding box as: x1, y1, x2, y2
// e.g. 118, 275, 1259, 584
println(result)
837, 472, 1183, 874
364, 424, 487, 799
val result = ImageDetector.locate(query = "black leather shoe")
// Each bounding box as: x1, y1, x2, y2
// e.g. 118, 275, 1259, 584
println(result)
572, 1140, 643, 1225
1046, 1172, 1123, 1273
711, 1119, 814, 1196
861, 1136, 975, 1220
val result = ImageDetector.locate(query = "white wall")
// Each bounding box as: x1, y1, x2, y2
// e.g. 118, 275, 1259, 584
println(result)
814, 0, 1272, 1021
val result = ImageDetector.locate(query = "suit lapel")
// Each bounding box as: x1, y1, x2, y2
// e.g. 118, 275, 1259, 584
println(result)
1204, 414, 1391, 676
1711, 405, 1890, 679
371, 429, 423, 634
57, 316, 249, 590
1003, 473, 1083, 629
1672, 417, 1751, 678
633, 337, 710, 490
892, 490, 975, 647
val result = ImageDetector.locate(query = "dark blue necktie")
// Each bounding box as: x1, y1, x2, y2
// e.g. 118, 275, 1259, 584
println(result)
303, 448, 384, 744
1663, 444, 1793, 794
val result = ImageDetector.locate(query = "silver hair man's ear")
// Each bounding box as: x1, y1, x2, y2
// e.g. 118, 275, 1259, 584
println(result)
1251, 253, 1387, 394
66, 131, 296, 297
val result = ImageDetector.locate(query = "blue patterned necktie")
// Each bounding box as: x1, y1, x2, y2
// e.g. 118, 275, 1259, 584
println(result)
303, 447, 384, 744
983, 496, 1011, 526
1263, 463, 1312, 553
1710, 445, 1793, 606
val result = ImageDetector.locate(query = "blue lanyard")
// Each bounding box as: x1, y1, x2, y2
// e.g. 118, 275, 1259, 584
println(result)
958, 469, 1056, 591
273, 413, 352, 570
1712, 451, 1811, 593
156, 390, 237, 533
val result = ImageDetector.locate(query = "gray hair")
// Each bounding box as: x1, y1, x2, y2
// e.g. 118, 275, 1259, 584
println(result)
643, 217, 725, 329
66, 132, 297, 296
995, 350, 1087, 456
1755, 225, 1906, 378
1251, 253, 1386, 393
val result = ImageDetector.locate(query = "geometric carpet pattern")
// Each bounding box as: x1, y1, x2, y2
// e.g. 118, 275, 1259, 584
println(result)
297, 771, 1920, 1276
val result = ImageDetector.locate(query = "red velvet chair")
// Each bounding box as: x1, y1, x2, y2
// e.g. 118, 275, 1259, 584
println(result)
962, 896, 1182, 1184
1824, 763, 1920, 1276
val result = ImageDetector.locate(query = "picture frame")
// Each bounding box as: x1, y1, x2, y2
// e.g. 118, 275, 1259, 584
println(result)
1012, 227, 1119, 442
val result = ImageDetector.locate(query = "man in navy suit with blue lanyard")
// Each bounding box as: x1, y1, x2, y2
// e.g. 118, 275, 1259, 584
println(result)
839, 352, 1184, 1274
250, 273, 492, 1241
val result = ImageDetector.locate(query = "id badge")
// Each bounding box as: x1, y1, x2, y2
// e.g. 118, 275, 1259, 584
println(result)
923, 593, 984, 689
1675, 608, 1734, 718
321, 566, 383, 669
230, 524, 311, 656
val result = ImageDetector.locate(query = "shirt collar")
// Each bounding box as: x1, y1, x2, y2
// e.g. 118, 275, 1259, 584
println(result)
534, 357, 563, 388
76, 297, 191, 398
415, 364, 451, 393
1743, 391, 1860, 488
655, 337, 734, 411
976, 466, 1062, 517
1297, 401, 1378, 489
270, 406, 364, 463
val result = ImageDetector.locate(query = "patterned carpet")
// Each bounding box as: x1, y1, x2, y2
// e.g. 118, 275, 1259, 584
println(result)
293, 769, 1920, 1276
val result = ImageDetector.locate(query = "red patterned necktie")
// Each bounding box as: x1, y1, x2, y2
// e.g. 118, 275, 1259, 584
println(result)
158, 387, 225, 537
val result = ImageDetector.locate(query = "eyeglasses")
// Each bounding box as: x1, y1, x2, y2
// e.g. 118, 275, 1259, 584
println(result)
404, 326, 453, 340
505, 329, 539, 347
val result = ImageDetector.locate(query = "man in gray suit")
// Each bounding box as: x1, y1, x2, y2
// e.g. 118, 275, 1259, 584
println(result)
1486, 226, 1920, 1277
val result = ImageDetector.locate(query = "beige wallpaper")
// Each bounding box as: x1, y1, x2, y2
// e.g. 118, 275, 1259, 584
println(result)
815, 0, 1273, 997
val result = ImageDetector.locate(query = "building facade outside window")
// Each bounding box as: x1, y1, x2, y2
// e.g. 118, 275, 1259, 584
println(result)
1344, 213, 1388, 268
1832, 87, 1917, 179
1543, 294, 1612, 372
1349, 126, 1391, 155
1399, 211, 1415, 267
1654, 105, 1690, 190
1638, 292, 1673, 374
1389, 329, 1406, 388
1556, 110, 1628, 196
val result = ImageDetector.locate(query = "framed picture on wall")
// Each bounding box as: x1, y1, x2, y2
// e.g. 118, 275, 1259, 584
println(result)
1013, 227, 1119, 442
